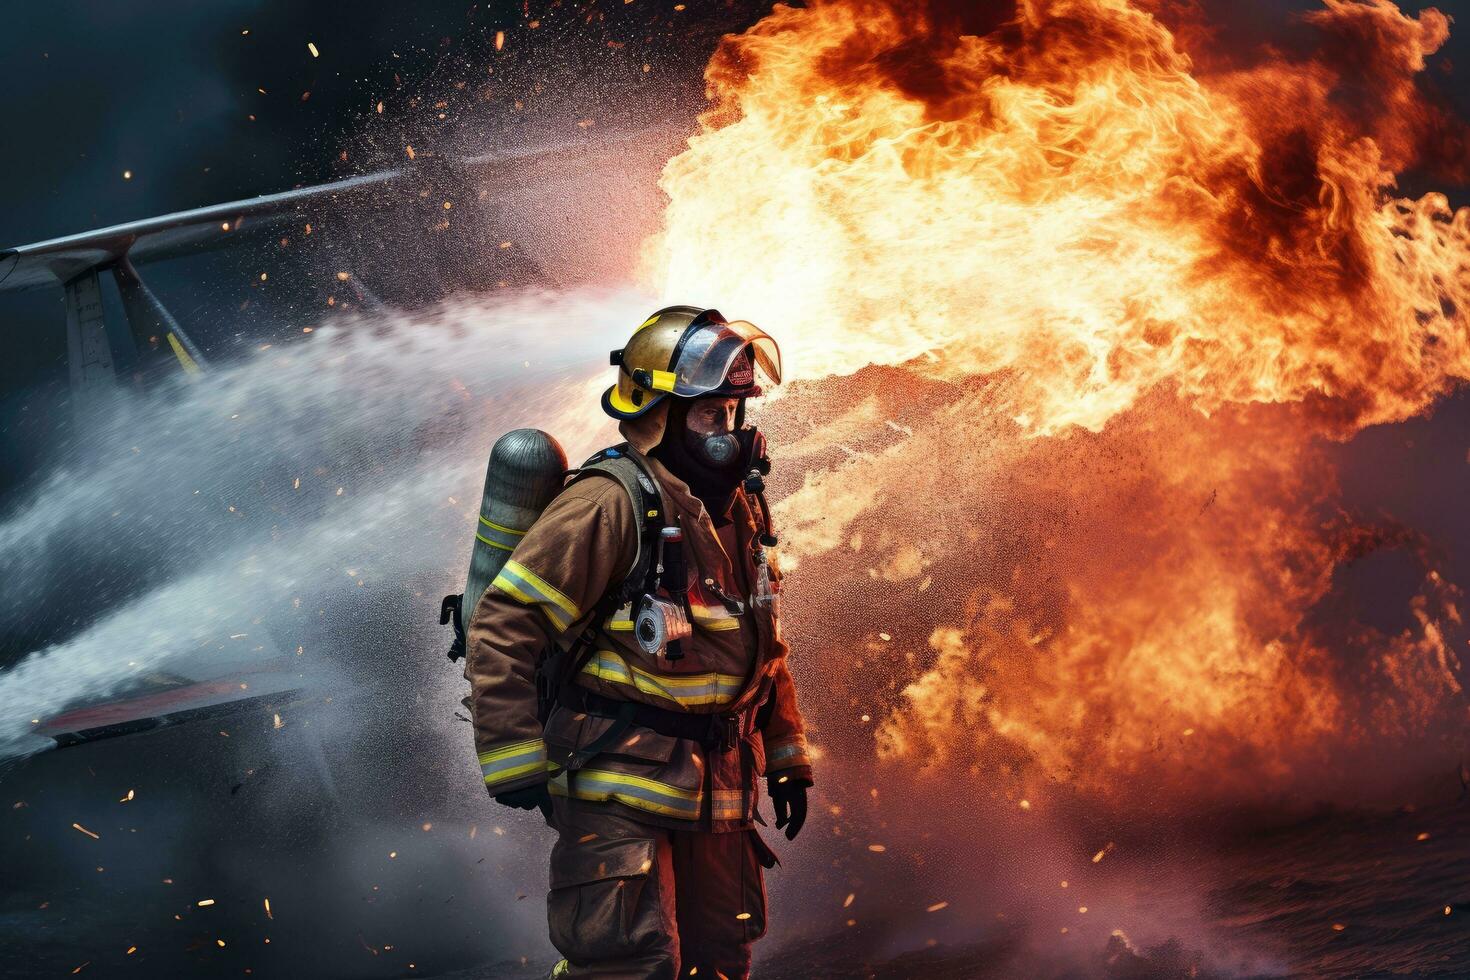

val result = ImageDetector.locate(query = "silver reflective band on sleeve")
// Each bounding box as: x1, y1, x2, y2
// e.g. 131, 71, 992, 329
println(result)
766, 740, 809, 768
479, 738, 549, 787
492, 560, 580, 631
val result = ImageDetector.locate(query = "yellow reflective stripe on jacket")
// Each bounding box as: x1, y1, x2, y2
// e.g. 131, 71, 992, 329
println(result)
688, 600, 740, 632
580, 650, 745, 707
711, 789, 747, 822
475, 515, 526, 552
604, 603, 634, 631
765, 738, 810, 770
479, 738, 549, 788
549, 769, 701, 820
492, 560, 580, 631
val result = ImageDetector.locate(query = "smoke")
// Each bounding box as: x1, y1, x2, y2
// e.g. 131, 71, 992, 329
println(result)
0, 287, 649, 757
0, 289, 652, 977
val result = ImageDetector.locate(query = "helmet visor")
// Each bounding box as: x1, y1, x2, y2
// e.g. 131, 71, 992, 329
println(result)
669, 320, 782, 398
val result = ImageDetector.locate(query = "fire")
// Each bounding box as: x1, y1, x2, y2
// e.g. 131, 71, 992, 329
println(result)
647, 0, 1470, 803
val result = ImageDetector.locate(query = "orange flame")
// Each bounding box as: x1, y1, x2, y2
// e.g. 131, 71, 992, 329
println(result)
647, 0, 1469, 803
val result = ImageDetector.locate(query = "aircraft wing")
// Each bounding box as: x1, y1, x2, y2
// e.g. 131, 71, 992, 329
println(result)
0, 169, 404, 293
32, 656, 308, 748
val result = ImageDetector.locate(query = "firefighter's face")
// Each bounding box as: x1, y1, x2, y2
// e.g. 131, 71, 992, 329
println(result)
685, 397, 739, 438
682, 397, 742, 470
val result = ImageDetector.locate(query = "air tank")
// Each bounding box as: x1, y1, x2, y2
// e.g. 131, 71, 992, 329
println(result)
463, 428, 569, 622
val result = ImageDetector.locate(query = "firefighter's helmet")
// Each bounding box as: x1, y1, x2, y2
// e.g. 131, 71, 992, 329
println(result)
602, 306, 782, 421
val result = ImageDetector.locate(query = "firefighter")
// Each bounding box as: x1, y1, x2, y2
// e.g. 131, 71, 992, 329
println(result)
464, 306, 814, 980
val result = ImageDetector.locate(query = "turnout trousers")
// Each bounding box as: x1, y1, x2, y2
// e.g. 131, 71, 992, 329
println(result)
546, 798, 777, 980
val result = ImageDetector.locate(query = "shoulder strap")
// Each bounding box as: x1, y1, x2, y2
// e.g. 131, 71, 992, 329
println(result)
551, 445, 665, 688
570, 444, 665, 604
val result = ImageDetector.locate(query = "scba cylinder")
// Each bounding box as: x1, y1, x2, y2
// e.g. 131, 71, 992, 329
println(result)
463, 428, 568, 621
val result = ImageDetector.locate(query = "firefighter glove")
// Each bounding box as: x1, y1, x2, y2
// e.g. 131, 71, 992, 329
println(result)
494, 782, 552, 819
768, 774, 810, 840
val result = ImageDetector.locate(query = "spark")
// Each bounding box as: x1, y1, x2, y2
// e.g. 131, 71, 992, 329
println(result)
307, 41, 319, 58
843, 893, 855, 908
198, 899, 215, 907
927, 902, 949, 912
119, 789, 134, 803
264, 898, 272, 919
72, 823, 99, 840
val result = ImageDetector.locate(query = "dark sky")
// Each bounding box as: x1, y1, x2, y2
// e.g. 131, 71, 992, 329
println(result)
0, 0, 762, 494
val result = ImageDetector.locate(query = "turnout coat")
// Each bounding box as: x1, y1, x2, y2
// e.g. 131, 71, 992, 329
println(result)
463, 446, 813, 833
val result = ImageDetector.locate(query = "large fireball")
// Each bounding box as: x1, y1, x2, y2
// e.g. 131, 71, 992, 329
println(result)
644, 0, 1469, 804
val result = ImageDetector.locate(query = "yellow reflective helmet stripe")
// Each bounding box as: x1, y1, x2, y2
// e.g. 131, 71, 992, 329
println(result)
635, 312, 660, 332
648, 369, 677, 392
492, 560, 579, 631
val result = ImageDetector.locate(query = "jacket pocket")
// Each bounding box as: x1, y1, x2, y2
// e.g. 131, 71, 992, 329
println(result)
548, 836, 659, 963
544, 705, 678, 769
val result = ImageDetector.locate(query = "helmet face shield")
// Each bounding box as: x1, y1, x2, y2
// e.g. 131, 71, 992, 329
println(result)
670, 320, 782, 398
602, 306, 782, 423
